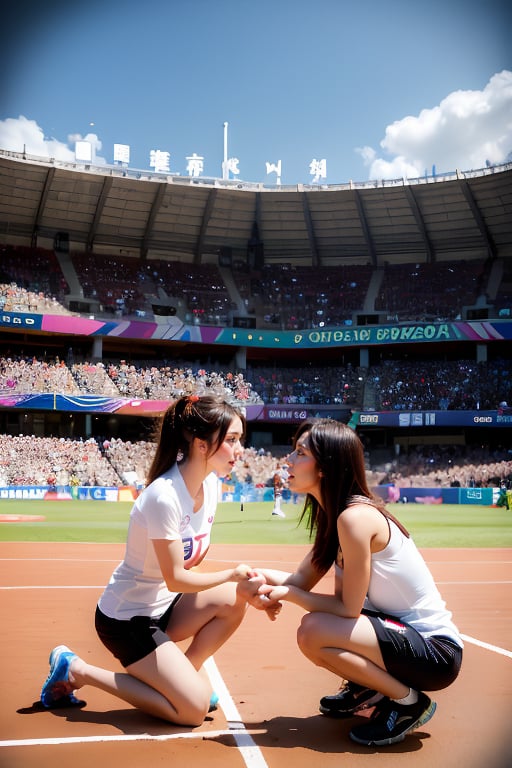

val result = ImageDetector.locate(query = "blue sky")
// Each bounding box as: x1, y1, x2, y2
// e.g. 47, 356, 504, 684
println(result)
0, 0, 511, 185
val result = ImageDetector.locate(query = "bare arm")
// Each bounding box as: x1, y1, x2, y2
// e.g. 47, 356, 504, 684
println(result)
256, 549, 326, 590
241, 548, 329, 617
260, 584, 352, 616
258, 505, 375, 618
153, 538, 254, 593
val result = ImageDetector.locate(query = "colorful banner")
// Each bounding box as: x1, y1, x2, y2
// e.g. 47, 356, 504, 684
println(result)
373, 485, 496, 505
0, 392, 509, 427
0, 485, 130, 501
357, 410, 512, 428
1, 311, 511, 349
0, 483, 498, 505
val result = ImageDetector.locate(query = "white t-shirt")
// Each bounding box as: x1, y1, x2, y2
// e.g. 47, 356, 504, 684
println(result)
366, 517, 463, 646
98, 464, 218, 620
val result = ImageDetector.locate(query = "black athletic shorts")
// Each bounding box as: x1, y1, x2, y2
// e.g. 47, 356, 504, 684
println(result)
95, 595, 182, 668
363, 607, 463, 691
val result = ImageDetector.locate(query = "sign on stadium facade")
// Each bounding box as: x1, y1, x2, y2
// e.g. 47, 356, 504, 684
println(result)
1, 311, 511, 349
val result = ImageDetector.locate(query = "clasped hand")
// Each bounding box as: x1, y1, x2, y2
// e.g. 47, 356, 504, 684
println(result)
236, 570, 286, 621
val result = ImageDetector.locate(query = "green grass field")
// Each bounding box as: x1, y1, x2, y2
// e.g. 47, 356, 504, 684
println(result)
0, 499, 510, 547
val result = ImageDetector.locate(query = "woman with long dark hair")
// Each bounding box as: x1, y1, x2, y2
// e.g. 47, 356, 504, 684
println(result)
40, 394, 257, 726
246, 418, 463, 747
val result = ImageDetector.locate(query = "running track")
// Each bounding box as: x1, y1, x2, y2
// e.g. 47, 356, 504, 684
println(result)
0, 543, 510, 768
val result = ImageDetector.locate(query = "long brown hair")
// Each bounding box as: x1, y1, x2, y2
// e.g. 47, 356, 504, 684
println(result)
295, 418, 409, 573
146, 394, 246, 485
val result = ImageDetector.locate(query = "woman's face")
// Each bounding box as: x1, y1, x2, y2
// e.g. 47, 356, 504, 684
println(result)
206, 416, 244, 478
286, 431, 322, 499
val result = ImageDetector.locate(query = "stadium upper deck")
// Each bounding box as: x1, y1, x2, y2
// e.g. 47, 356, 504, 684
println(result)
0, 151, 510, 267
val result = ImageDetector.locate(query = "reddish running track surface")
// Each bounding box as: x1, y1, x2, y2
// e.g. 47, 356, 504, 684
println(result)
0, 543, 510, 768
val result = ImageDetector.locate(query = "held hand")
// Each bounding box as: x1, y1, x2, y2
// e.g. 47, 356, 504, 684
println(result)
237, 578, 285, 618
243, 581, 284, 619
245, 582, 285, 612
232, 563, 256, 582
237, 573, 267, 603
258, 584, 289, 603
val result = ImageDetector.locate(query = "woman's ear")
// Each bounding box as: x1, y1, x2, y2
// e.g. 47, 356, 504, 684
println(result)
196, 438, 208, 455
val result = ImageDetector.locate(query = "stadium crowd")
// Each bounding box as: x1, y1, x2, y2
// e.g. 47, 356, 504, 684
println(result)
2, 243, 511, 327
233, 263, 374, 328
1, 356, 510, 490
0, 356, 262, 404
366, 358, 511, 411
0, 433, 511, 492
0, 433, 282, 490
1, 354, 510, 412
374, 260, 488, 323
0, 434, 120, 488
1, 245, 511, 492
0, 283, 71, 316
372, 443, 512, 490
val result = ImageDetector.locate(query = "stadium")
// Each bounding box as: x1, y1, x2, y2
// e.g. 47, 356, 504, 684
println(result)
0, 149, 511, 499
1, 150, 511, 768
2, 0, 512, 760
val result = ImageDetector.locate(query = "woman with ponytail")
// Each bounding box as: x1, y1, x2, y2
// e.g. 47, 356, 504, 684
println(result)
40, 395, 257, 726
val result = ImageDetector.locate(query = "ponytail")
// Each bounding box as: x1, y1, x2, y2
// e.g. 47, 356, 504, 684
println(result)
145, 394, 245, 485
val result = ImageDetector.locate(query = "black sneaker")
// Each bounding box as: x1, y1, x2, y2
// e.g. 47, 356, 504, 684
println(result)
349, 691, 437, 746
319, 682, 384, 718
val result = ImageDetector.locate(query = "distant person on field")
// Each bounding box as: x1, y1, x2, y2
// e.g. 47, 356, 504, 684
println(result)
39, 395, 264, 725
242, 419, 463, 747
497, 479, 511, 510
272, 463, 289, 517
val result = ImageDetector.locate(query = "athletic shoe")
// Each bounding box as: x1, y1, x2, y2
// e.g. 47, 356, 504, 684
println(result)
43, 693, 86, 709
349, 691, 437, 746
48, 644, 74, 667
208, 691, 219, 712
41, 645, 78, 708
319, 682, 383, 718
272, 509, 286, 517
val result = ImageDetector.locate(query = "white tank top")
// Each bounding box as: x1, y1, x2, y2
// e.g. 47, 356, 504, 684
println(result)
367, 516, 462, 646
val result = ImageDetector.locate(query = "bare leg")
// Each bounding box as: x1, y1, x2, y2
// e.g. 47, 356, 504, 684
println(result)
296, 611, 409, 700
59, 582, 248, 725
167, 582, 247, 669
67, 640, 209, 726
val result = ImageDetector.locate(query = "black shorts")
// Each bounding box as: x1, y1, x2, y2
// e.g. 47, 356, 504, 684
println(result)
95, 595, 182, 668
363, 608, 463, 691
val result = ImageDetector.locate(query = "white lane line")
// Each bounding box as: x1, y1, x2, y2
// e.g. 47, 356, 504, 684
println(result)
2, 580, 512, 591
0, 584, 105, 591
0, 728, 254, 748
205, 656, 269, 768
460, 634, 512, 659
0, 657, 268, 767
436, 580, 512, 584
0, 585, 105, 590
0, 561, 120, 565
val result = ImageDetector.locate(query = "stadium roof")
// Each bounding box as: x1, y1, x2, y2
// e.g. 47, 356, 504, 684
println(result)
0, 150, 511, 265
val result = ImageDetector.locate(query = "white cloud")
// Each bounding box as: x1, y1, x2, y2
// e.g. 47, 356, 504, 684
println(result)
0, 115, 106, 164
357, 70, 512, 180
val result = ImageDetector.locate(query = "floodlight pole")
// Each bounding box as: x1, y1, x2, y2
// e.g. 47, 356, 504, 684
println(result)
223, 122, 228, 179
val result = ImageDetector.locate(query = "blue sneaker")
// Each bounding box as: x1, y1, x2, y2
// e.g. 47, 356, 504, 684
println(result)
208, 691, 219, 712
41, 645, 78, 708
43, 692, 86, 709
